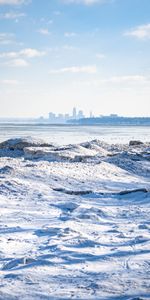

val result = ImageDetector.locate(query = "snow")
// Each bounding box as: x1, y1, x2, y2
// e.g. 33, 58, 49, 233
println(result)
0, 138, 150, 299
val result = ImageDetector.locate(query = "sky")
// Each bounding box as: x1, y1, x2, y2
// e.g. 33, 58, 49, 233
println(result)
0, 0, 150, 118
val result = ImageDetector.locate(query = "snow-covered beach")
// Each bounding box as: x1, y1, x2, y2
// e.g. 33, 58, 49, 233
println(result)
0, 137, 150, 300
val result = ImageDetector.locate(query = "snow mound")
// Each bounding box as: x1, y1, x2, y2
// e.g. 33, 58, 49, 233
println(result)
24, 144, 100, 162
0, 137, 53, 151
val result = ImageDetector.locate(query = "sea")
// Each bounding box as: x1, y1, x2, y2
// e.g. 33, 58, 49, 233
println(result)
0, 123, 150, 144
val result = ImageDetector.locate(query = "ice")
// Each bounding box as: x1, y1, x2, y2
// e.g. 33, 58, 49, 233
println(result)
0, 138, 150, 299
0, 137, 53, 150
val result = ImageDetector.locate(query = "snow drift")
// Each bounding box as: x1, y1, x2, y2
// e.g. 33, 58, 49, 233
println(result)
0, 137, 150, 299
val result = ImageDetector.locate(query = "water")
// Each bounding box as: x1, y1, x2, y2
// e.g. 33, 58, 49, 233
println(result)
0, 123, 150, 145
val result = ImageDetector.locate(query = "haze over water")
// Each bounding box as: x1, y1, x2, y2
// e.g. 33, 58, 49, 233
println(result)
0, 123, 150, 145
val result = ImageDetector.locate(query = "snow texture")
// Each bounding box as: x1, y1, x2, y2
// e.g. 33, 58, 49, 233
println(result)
0, 137, 150, 299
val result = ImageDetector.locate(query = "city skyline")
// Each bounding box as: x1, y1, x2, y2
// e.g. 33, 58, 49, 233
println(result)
42, 107, 85, 123
0, 106, 114, 122
0, 0, 150, 117
1, 106, 150, 125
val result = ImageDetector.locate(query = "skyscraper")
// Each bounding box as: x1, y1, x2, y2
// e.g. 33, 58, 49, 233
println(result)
72, 107, 77, 119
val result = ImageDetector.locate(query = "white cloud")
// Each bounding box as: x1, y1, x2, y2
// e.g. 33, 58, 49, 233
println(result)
63, 44, 78, 50
49, 65, 97, 74
0, 0, 27, 5
0, 51, 17, 58
37, 28, 51, 35
0, 48, 46, 67
0, 32, 15, 45
125, 24, 150, 39
5, 58, 29, 67
0, 48, 46, 59
0, 11, 26, 19
20, 48, 46, 58
64, 32, 77, 37
62, 0, 111, 5
1, 79, 19, 85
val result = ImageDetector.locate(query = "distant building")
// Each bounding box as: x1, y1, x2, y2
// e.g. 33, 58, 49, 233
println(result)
39, 116, 44, 121
58, 114, 64, 123
77, 110, 84, 119
72, 107, 77, 119
64, 114, 69, 120
110, 114, 118, 118
38, 107, 86, 124
90, 111, 93, 118
49, 112, 56, 121
58, 114, 63, 119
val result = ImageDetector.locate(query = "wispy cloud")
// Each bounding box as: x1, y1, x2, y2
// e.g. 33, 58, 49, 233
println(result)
125, 23, 150, 39
63, 44, 78, 50
5, 58, 29, 67
62, 0, 112, 5
39, 17, 53, 25
0, 11, 26, 19
64, 32, 77, 37
0, 48, 46, 67
0, 48, 46, 58
37, 28, 51, 35
0, 0, 28, 5
20, 48, 46, 58
49, 65, 97, 74
0, 32, 15, 45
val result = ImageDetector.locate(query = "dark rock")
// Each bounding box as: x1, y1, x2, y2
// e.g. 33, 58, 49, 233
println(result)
0, 137, 53, 151
119, 188, 148, 195
129, 140, 144, 146
53, 187, 92, 195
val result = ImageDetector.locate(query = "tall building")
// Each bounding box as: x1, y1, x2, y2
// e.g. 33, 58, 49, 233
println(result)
72, 107, 77, 119
90, 111, 93, 118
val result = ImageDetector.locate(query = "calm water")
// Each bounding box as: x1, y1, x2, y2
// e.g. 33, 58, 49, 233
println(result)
0, 124, 150, 145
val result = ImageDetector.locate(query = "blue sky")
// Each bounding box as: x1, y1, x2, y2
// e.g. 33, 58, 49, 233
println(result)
0, 0, 150, 117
